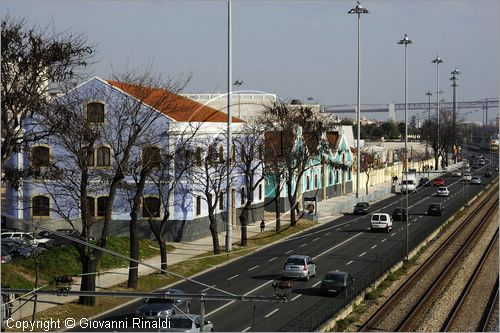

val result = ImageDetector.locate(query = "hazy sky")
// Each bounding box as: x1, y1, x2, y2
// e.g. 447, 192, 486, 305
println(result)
3, 0, 499, 122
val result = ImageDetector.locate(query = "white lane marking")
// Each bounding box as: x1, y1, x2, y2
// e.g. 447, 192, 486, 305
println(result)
408, 223, 411, 226
381, 239, 387, 243
201, 285, 216, 292
325, 232, 330, 236
346, 223, 350, 226
286, 250, 293, 254
371, 245, 377, 249
242, 327, 252, 332
391, 233, 396, 236
346, 260, 354, 266
248, 265, 259, 271
312, 281, 322, 287
313, 237, 320, 242
268, 257, 277, 262
419, 215, 423, 217
312, 232, 363, 260
359, 252, 366, 257
227, 274, 239, 281
299, 243, 306, 248
291, 294, 302, 301
264, 308, 280, 318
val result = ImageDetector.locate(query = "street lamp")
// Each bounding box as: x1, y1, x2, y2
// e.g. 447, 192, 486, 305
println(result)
348, 0, 369, 199
398, 33, 412, 261
431, 55, 443, 170
233, 79, 244, 119
226, 0, 233, 253
425, 91, 432, 121
450, 68, 461, 162
425, 91, 432, 160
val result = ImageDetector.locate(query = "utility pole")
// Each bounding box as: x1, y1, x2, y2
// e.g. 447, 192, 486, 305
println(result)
226, 0, 233, 252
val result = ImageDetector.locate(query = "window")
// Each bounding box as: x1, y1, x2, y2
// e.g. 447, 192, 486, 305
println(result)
32, 196, 50, 216
240, 144, 246, 163
306, 175, 310, 191
86, 102, 105, 123
232, 146, 236, 163
240, 187, 245, 205
143, 197, 161, 218
86, 196, 96, 217
314, 174, 318, 189
97, 197, 109, 217
329, 171, 333, 185
83, 147, 95, 167
96, 146, 111, 167
219, 145, 224, 163
208, 145, 215, 165
219, 193, 224, 211
31, 146, 50, 167
195, 147, 202, 167
259, 184, 263, 201
195, 196, 201, 216
336, 171, 339, 184
142, 146, 162, 169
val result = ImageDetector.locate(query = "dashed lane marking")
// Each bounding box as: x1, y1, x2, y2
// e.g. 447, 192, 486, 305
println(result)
299, 243, 306, 248
391, 233, 396, 236
312, 281, 322, 287
286, 250, 293, 254
325, 232, 331, 236
313, 237, 320, 242
264, 308, 280, 318
381, 238, 387, 243
227, 274, 239, 281
371, 245, 377, 249
291, 294, 302, 302
242, 327, 251, 332
346, 260, 354, 266
359, 252, 366, 257
248, 265, 259, 271
268, 257, 277, 262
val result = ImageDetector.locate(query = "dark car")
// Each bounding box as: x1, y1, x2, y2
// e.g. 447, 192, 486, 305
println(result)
135, 289, 190, 319
419, 177, 430, 187
353, 202, 370, 215
484, 169, 492, 178
320, 271, 354, 296
392, 208, 408, 221
427, 203, 444, 216
1, 239, 37, 260
37, 229, 79, 247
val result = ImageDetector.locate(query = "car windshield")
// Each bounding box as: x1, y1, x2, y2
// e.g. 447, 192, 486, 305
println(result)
438, 187, 447, 191
285, 258, 305, 265
144, 298, 175, 304
323, 274, 344, 283
401, 180, 414, 185
355, 203, 367, 207
168, 318, 193, 329
430, 204, 441, 209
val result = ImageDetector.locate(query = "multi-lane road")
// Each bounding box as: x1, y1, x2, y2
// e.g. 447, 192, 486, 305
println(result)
78, 156, 498, 332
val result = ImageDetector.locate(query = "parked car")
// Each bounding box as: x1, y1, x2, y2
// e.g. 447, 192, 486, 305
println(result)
319, 271, 354, 296
462, 167, 471, 173
158, 314, 214, 332
433, 178, 445, 186
436, 186, 449, 197
135, 289, 190, 319
462, 173, 472, 181
1, 232, 51, 247
451, 170, 461, 177
282, 255, 316, 281
484, 169, 492, 178
1, 246, 12, 263
1, 239, 39, 259
353, 202, 370, 215
391, 208, 408, 221
37, 228, 80, 247
470, 176, 481, 185
427, 203, 444, 216
418, 177, 430, 187
370, 213, 392, 233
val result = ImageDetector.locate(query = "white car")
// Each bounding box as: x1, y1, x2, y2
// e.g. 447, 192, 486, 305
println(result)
452, 170, 461, 177
462, 173, 472, 181
158, 314, 214, 332
471, 176, 481, 185
0, 232, 52, 247
436, 186, 449, 197
370, 213, 392, 233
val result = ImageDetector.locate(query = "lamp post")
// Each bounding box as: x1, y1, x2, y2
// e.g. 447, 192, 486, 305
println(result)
398, 33, 412, 261
431, 55, 443, 170
425, 91, 432, 160
348, 0, 369, 199
450, 68, 460, 163
233, 79, 244, 119
226, 0, 233, 253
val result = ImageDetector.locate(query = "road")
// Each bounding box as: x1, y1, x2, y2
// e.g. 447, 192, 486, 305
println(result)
74, 156, 497, 332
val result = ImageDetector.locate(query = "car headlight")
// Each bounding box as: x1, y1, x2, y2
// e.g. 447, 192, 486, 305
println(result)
158, 309, 173, 317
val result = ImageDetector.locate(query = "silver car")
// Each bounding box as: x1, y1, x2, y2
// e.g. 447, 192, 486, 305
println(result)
158, 314, 214, 332
135, 289, 190, 319
471, 176, 481, 184
282, 255, 316, 281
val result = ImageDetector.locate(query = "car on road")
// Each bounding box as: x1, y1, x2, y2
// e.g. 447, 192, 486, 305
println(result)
470, 176, 481, 185
451, 170, 461, 177
484, 169, 492, 178
158, 314, 214, 332
319, 271, 354, 296
436, 186, 449, 197
418, 177, 430, 187
427, 203, 444, 216
462, 167, 471, 173
462, 173, 472, 181
433, 178, 445, 186
135, 289, 190, 319
353, 202, 370, 215
370, 213, 392, 233
0, 232, 52, 247
282, 255, 316, 281
391, 208, 408, 221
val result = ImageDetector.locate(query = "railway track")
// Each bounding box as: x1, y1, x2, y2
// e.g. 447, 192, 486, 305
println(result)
359, 186, 499, 332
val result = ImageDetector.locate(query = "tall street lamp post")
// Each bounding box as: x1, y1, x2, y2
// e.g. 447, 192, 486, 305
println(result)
348, 0, 369, 199
425, 91, 432, 160
233, 79, 244, 119
450, 68, 460, 162
226, 0, 233, 253
431, 55, 443, 170
398, 33, 412, 261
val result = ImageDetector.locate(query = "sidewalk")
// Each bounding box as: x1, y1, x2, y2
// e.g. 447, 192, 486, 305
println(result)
8, 163, 462, 322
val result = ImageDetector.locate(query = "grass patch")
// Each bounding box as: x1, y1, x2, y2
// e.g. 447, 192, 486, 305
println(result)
334, 317, 356, 331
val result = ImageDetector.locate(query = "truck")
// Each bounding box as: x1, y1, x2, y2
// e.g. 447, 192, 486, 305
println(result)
400, 169, 418, 193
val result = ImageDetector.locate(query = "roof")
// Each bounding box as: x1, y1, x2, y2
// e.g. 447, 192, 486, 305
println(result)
264, 131, 290, 159
302, 132, 321, 154
106, 80, 243, 123
326, 132, 339, 151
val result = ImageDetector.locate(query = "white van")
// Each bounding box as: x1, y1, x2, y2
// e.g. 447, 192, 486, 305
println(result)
370, 213, 392, 233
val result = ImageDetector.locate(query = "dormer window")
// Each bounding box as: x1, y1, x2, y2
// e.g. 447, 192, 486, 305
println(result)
31, 146, 50, 167
86, 102, 105, 123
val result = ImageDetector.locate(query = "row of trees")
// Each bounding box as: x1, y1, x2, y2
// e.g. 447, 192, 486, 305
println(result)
341, 119, 419, 141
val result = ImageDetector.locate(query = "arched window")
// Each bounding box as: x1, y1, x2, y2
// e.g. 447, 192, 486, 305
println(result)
86, 196, 96, 217
314, 174, 318, 189
31, 146, 50, 167
306, 175, 310, 191
219, 192, 224, 211
195, 147, 202, 166
96, 146, 111, 167
219, 145, 224, 163
97, 196, 109, 217
81, 146, 95, 167
208, 145, 215, 165
259, 184, 263, 201
240, 187, 245, 205
195, 196, 202, 216
142, 146, 162, 169
86, 102, 105, 123
143, 197, 161, 218
32, 196, 50, 216
336, 170, 339, 184
329, 171, 333, 185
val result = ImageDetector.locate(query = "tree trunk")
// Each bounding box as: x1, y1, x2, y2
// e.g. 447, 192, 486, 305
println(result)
275, 191, 281, 232
239, 203, 250, 247
148, 217, 168, 274
79, 253, 99, 306
366, 173, 370, 195
208, 212, 220, 254
434, 153, 439, 170
289, 195, 297, 226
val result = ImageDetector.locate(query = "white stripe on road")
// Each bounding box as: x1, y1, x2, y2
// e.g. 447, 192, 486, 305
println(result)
248, 265, 259, 271
299, 243, 306, 248
286, 250, 293, 254
381, 238, 387, 243
371, 245, 377, 249
313, 237, 320, 242
312, 281, 322, 287
346, 260, 354, 266
391, 233, 396, 236
408, 223, 411, 226
242, 327, 252, 332
227, 274, 239, 281
268, 257, 277, 262
325, 232, 330, 236
201, 285, 216, 292
264, 308, 280, 318
359, 252, 366, 257
291, 294, 302, 301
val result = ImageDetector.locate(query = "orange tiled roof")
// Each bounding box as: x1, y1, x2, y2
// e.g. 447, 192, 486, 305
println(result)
326, 132, 339, 151
106, 80, 243, 123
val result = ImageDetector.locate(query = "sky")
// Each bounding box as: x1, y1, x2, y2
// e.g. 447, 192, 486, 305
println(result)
3, 0, 499, 122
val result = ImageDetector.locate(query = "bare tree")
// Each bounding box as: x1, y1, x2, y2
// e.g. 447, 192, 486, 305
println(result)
1, 15, 94, 183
